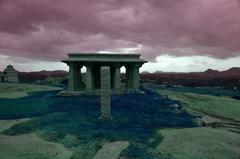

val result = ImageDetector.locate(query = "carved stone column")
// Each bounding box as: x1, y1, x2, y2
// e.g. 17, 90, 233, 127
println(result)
68, 63, 82, 91
100, 66, 112, 120
132, 63, 141, 90
125, 65, 133, 89
76, 64, 83, 90
86, 63, 93, 92
67, 62, 74, 91
113, 64, 121, 93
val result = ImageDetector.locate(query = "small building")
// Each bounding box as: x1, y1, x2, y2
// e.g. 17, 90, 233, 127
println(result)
62, 53, 147, 94
0, 65, 18, 83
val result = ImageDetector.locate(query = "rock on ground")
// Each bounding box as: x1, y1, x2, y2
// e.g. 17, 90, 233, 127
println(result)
0, 119, 30, 132
0, 134, 73, 159
201, 115, 220, 126
93, 141, 129, 159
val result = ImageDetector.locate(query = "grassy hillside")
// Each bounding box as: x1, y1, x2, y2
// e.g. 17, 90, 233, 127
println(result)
0, 83, 62, 99
159, 86, 239, 97
158, 128, 240, 159
158, 90, 240, 121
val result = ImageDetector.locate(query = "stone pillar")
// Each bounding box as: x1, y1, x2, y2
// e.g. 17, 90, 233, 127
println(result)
100, 66, 112, 120
68, 63, 74, 91
74, 64, 81, 91
68, 63, 82, 91
132, 64, 141, 90
86, 63, 93, 92
111, 64, 121, 92
114, 65, 121, 93
125, 65, 133, 89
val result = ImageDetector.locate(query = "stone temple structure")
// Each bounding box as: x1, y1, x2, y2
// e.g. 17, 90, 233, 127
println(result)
0, 65, 18, 83
62, 53, 147, 94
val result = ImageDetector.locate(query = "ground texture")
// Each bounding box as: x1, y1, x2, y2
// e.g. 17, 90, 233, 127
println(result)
0, 83, 62, 99
1, 83, 240, 159
0, 134, 72, 159
158, 128, 240, 159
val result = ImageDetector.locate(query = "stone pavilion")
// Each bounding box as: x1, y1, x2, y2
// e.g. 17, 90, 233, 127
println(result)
62, 53, 147, 94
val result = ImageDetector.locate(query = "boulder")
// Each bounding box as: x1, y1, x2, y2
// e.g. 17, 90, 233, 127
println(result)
93, 141, 129, 159
201, 115, 220, 126
169, 104, 179, 109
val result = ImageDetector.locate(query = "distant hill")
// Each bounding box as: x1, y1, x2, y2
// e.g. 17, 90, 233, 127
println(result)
18, 67, 240, 87
141, 71, 151, 74
202, 67, 240, 77
141, 67, 240, 88
19, 70, 68, 82
204, 69, 220, 74
223, 67, 240, 74
154, 71, 164, 74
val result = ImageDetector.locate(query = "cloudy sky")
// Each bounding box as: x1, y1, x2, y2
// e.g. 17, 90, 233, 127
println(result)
0, 0, 240, 72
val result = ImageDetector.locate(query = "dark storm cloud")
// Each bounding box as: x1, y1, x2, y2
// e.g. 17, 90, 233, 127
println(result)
0, 0, 240, 61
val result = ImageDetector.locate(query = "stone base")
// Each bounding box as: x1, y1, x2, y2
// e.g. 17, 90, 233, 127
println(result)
99, 115, 113, 121
57, 90, 90, 96
57, 88, 144, 96
124, 89, 145, 94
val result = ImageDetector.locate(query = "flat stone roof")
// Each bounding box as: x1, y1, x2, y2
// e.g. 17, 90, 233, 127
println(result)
62, 53, 147, 63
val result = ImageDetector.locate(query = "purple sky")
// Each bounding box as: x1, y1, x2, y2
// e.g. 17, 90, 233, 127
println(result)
0, 0, 240, 72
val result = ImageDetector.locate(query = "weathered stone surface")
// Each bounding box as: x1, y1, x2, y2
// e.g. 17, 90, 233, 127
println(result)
93, 141, 129, 159
112, 65, 121, 93
0, 134, 72, 159
201, 115, 220, 126
132, 64, 141, 90
68, 63, 82, 91
169, 104, 180, 109
86, 64, 93, 92
0, 119, 30, 133
100, 66, 111, 120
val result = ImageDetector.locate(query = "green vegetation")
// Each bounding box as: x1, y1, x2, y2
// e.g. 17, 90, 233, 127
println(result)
159, 86, 240, 97
0, 84, 196, 159
2, 112, 175, 159
157, 128, 240, 159
156, 88, 240, 159
0, 83, 62, 99
0, 92, 56, 119
36, 77, 65, 86
1, 83, 240, 159
158, 90, 240, 121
